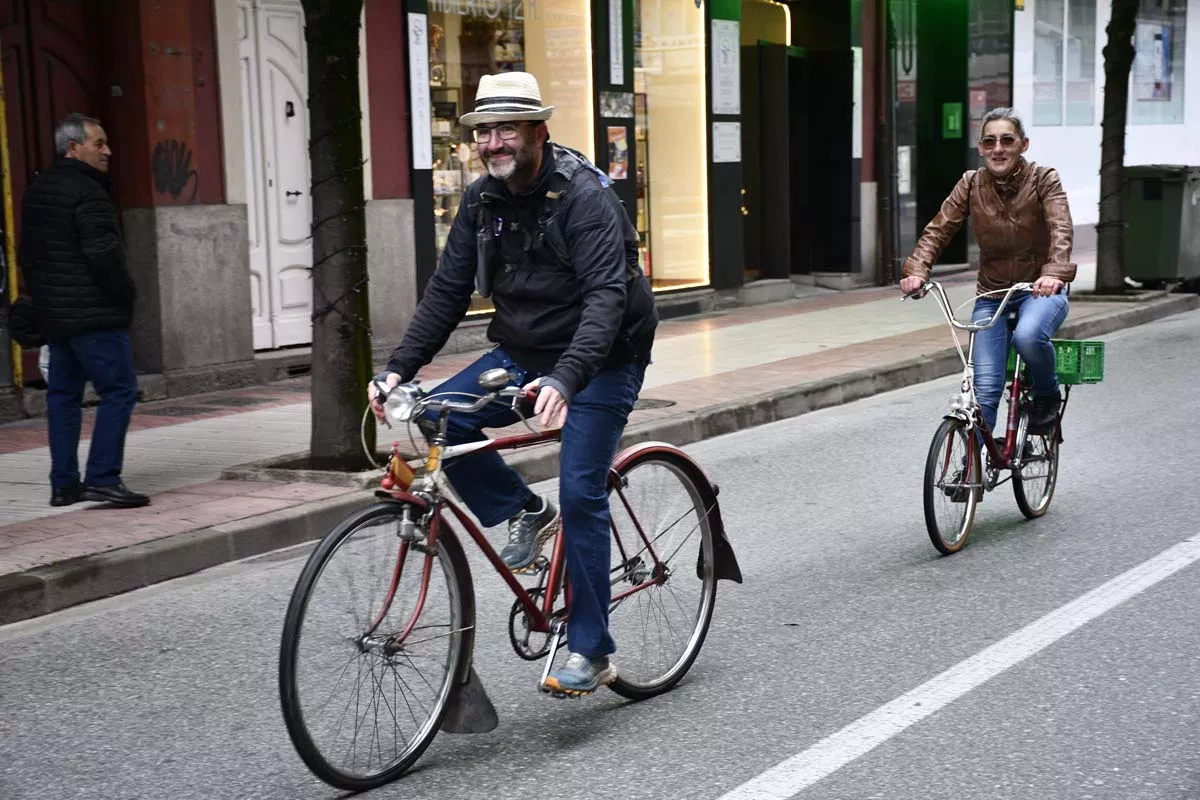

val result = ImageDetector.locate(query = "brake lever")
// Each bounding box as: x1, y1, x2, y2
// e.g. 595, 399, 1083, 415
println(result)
373, 381, 394, 429
508, 386, 542, 433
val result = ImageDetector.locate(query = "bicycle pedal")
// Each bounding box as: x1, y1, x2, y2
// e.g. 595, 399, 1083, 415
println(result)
513, 556, 550, 576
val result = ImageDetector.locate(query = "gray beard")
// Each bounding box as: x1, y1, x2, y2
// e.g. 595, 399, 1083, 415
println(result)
486, 159, 516, 180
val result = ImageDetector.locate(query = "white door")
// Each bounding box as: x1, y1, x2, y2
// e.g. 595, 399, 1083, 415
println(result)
237, 0, 272, 349
239, 0, 312, 350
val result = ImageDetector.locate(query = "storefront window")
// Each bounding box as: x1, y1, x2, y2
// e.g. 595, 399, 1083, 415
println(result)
1130, 0, 1186, 125
426, 0, 592, 313
1032, 0, 1095, 126
634, 0, 709, 291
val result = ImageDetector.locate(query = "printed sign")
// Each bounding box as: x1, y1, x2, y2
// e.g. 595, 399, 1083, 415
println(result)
607, 127, 629, 180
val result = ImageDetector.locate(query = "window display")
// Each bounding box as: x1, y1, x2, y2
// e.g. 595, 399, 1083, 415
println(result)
425, 2, 592, 314
1130, 0, 1186, 125
634, 0, 709, 291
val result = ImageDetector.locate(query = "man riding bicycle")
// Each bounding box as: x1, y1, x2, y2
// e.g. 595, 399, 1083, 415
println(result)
370, 72, 657, 696
899, 107, 1076, 437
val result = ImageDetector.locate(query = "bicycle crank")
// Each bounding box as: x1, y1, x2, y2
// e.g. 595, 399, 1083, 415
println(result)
508, 589, 555, 660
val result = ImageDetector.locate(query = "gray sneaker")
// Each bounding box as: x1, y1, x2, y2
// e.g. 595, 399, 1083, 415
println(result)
542, 652, 618, 697
500, 499, 560, 573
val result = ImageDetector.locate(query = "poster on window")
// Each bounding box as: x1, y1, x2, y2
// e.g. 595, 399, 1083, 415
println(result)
1133, 22, 1172, 101
607, 127, 628, 180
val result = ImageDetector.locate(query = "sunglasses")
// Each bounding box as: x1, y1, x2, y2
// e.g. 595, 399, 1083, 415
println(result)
979, 133, 1020, 148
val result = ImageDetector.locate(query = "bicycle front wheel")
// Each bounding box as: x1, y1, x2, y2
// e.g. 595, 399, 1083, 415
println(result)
605, 449, 717, 700
279, 502, 470, 791
1013, 424, 1060, 518
923, 418, 981, 554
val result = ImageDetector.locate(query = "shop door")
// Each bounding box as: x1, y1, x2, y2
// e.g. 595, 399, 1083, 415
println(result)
740, 43, 808, 280
239, 0, 312, 350
1, 0, 97, 249
1, 0, 100, 383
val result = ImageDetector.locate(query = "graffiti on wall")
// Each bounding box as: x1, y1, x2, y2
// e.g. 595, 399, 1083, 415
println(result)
151, 139, 199, 204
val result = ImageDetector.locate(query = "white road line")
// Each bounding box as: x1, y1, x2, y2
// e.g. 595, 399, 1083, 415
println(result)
716, 536, 1200, 800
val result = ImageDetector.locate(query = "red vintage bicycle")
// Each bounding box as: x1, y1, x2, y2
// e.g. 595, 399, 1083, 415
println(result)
278, 366, 742, 791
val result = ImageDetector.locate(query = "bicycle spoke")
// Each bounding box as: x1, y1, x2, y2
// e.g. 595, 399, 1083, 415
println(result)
606, 454, 717, 697
280, 503, 465, 789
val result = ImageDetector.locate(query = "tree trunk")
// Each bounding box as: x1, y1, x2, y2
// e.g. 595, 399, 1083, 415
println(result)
301, 0, 373, 470
1095, 0, 1140, 294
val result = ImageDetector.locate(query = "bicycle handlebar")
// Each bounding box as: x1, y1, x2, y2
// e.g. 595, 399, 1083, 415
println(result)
374, 380, 538, 427
907, 280, 1035, 332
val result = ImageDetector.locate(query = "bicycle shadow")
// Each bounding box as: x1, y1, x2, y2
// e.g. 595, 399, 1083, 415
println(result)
902, 513, 1046, 568
373, 681, 694, 791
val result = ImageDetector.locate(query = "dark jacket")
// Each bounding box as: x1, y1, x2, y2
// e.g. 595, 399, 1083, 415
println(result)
19, 158, 136, 340
902, 158, 1076, 294
386, 143, 657, 400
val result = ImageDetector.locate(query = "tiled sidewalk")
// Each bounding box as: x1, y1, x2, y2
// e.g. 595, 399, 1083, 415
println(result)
0, 272, 1181, 591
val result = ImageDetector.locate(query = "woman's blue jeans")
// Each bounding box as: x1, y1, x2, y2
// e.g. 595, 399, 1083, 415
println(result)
971, 292, 1069, 434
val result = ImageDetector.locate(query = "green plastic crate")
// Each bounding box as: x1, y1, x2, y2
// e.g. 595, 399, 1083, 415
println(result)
1005, 339, 1105, 385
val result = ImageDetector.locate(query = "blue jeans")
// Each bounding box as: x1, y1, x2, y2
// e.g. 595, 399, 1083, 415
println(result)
47, 330, 139, 490
425, 347, 646, 659
971, 293, 1069, 433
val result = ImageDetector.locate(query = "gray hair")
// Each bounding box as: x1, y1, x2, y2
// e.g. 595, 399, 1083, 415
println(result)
980, 107, 1026, 140
54, 112, 102, 157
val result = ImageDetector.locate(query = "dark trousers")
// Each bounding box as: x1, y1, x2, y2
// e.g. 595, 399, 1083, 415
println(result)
427, 347, 645, 658
46, 330, 139, 490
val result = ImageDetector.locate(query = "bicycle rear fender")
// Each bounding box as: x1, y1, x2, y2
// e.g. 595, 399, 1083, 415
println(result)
611, 441, 744, 585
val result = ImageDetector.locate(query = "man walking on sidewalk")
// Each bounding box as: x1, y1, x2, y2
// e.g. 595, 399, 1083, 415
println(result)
20, 113, 149, 508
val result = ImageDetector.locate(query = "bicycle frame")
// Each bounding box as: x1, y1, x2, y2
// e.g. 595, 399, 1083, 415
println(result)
913, 280, 1054, 473
370, 381, 686, 685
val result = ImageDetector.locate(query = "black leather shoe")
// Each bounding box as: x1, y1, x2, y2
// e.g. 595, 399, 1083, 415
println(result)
82, 483, 151, 508
50, 483, 83, 507
1028, 394, 1061, 433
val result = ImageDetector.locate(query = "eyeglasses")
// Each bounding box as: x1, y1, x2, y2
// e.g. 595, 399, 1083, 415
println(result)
472, 123, 527, 144
979, 134, 1020, 148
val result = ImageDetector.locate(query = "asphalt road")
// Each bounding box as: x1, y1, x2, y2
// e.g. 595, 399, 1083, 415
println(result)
2, 308, 1198, 800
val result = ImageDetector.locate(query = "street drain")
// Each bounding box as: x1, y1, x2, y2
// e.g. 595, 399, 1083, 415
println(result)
633, 398, 676, 411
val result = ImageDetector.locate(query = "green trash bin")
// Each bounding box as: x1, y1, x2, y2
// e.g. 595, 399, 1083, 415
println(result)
1121, 165, 1200, 282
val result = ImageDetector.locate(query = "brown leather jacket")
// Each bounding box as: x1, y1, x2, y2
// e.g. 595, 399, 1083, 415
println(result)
901, 159, 1076, 293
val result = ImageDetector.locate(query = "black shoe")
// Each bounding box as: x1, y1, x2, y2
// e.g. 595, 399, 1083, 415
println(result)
943, 469, 972, 503
50, 483, 83, 507
1028, 394, 1061, 433
82, 482, 151, 508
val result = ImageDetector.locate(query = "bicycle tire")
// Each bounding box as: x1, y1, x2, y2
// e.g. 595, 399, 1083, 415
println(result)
1013, 415, 1060, 519
279, 501, 471, 791
923, 417, 980, 555
605, 448, 718, 700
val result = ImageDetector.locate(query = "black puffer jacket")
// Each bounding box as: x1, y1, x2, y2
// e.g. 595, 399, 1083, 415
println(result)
19, 158, 136, 340
386, 143, 657, 400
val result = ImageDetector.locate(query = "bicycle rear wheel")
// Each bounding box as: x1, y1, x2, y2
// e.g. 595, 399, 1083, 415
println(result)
1013, 419, 1060, 519
605, 448, 717, 700
278, 502, 469, 791
923, 418, 981, 554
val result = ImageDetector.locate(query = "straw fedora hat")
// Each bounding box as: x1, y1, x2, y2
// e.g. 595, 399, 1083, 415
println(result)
459, 72, 555, 128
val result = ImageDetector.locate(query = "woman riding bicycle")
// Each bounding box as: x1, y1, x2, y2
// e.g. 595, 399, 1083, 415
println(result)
899, 107, 1076, 435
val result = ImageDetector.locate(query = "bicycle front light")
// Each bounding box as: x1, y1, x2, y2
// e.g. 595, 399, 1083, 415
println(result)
384, 385, 423, 425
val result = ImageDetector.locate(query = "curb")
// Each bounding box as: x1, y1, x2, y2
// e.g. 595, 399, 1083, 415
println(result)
2, 294, 1196, 625
0, 491, 374, 626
